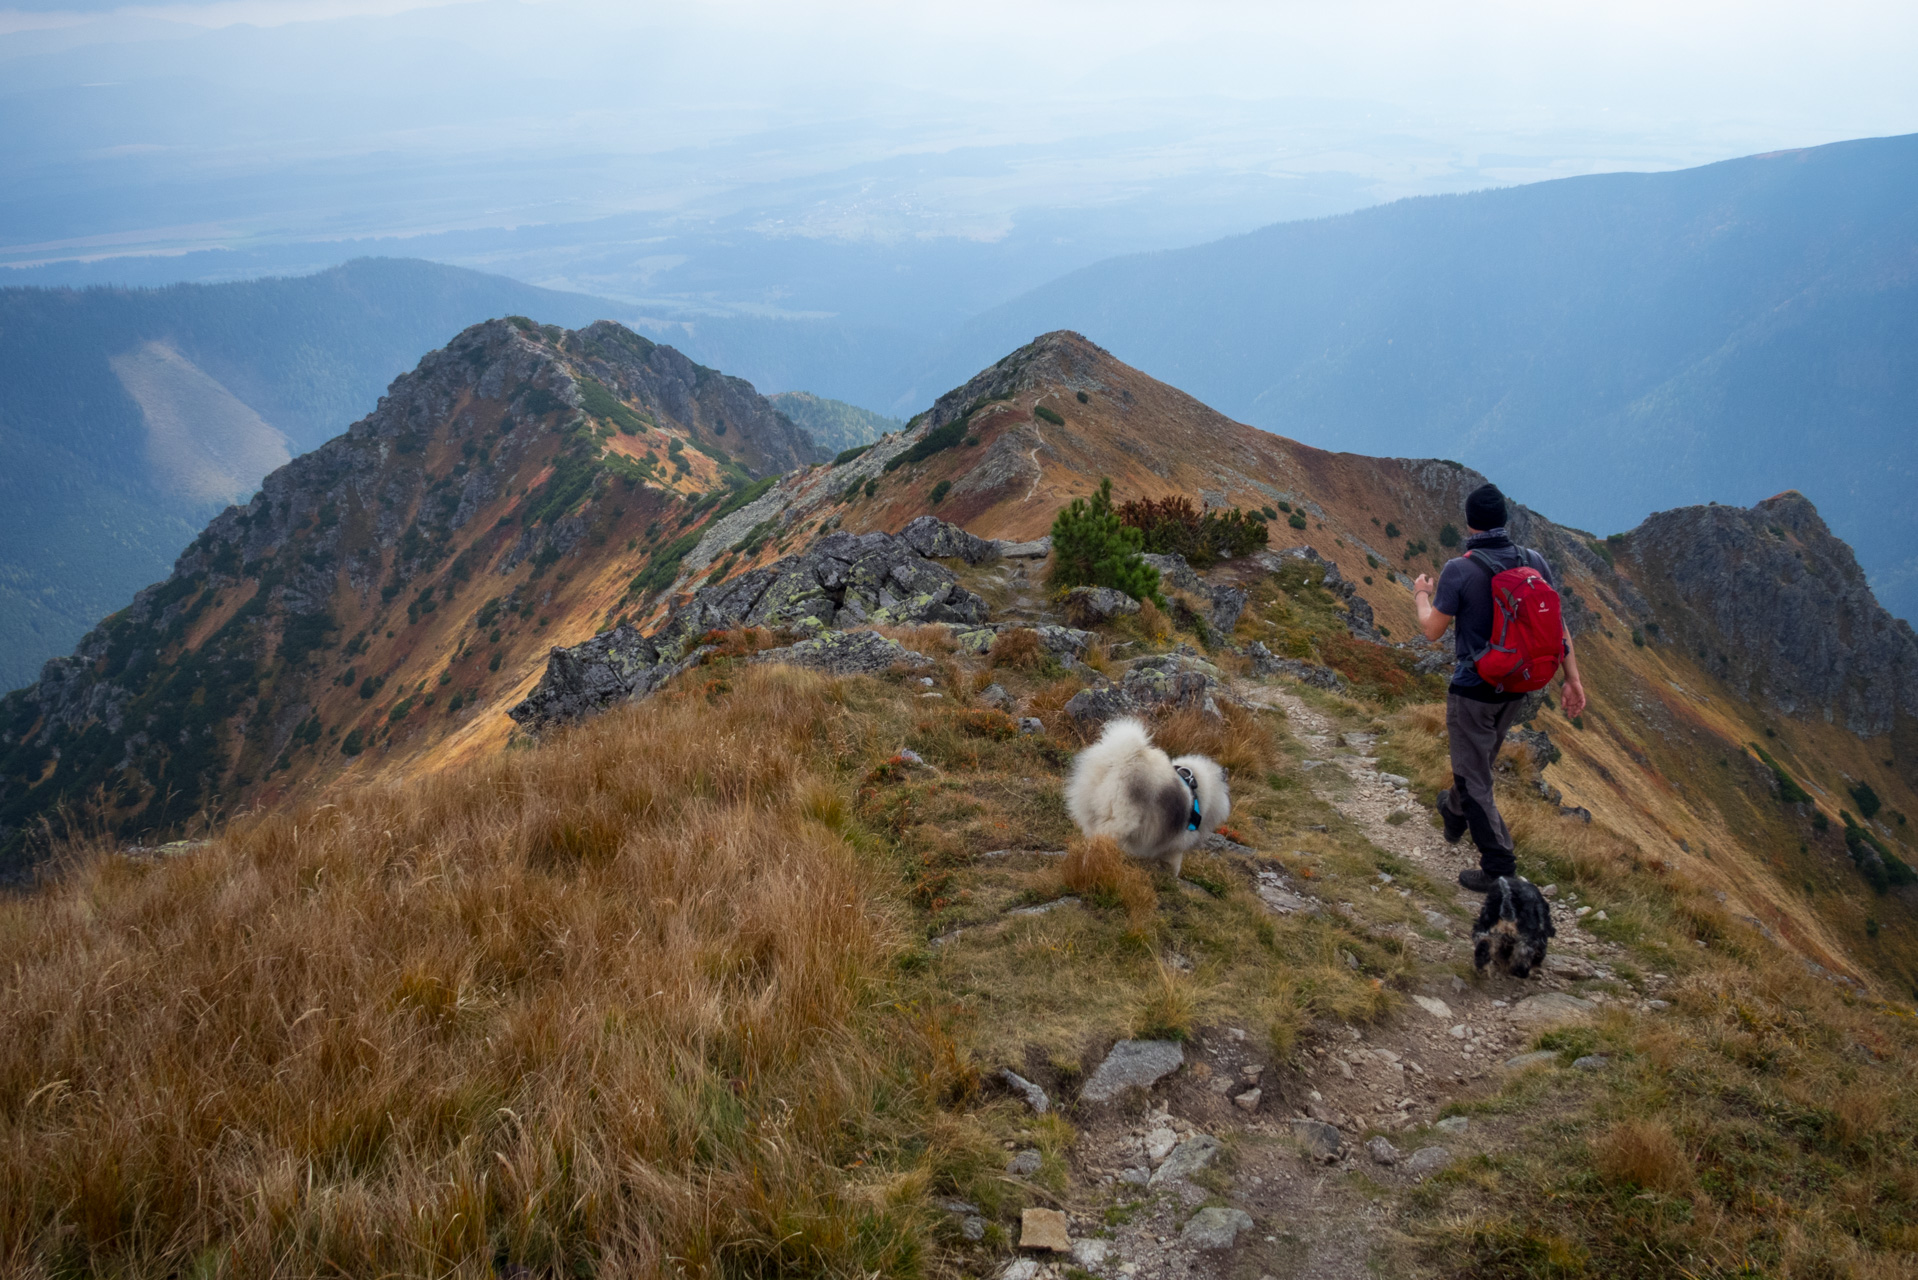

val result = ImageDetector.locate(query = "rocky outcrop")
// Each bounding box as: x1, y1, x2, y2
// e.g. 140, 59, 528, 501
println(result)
511, 520, 988, 730
1063, 586, 1141, 627
1246, 642, 1347, 691
1062, 650, 1231, 731
748, 630, 932, 676
1624, 492, 1918, 736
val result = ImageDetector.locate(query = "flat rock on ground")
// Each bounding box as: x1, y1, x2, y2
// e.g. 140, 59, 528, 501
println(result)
1081, 1039, 1184, 1103
1182, 1207, 1254, 1250
1018, 1208, 1071, 1253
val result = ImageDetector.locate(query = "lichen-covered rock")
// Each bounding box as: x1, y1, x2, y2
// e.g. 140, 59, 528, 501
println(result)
1508, 727, 1561, 771
898, 515, 998, 565
1062, 585, 1140, 627
1208, 584, 1247, 637
1142, 552, 1205, 597
1064, 685, 1137, 732
515, 525, 984, 730
1032, 624, 1094, 658
749, 629, 932, 675
1245, 642, 1347, 691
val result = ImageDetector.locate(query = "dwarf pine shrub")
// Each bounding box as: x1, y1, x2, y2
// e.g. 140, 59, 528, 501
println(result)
1049, 478, 1163, 606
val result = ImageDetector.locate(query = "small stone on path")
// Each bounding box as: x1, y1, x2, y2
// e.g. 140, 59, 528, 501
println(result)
1006, 1149, 1042, 1177
1546, 953, 1597, 979
1071, 1238, 1112, 1268
1508, 992, 1597, 1025
1289, 1119, 1343, 1160
1436, 1115, 1470, 1135
1145, 1127, 1179, 1161
1182, 1207, 1254, 1250
1366, 1136, 1402, 1165
1411, 995, 1453, 1020
1019, 1207, 1072, 1252
1404, 1146, 1453, 1177
1001, 1068, 1050, 1113
1150, 1134, 1222, 1185
1234, 1087, 1262, 1111
1573, 1054, 1610, 1071
1001, 1260, 1041, 1280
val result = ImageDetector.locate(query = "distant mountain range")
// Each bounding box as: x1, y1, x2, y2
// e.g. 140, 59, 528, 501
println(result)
766, 391, 899, 455
0, 260, 652, 689
909, 133, 1918, 623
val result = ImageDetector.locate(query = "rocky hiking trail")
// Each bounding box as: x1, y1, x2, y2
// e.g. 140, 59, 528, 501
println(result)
965, 677, 1678, 1280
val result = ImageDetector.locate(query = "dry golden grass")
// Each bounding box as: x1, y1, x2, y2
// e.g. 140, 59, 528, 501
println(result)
1592, 1119, 1692, 1193
1151, 703, 1283, 779
987, 628, 1045, 670
0, 666, 956, 1278
1059, 836, 1157, 927
1135, 599, 1171, 643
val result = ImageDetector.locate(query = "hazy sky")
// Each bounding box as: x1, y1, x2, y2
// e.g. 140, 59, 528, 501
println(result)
3, 1, 1915, 302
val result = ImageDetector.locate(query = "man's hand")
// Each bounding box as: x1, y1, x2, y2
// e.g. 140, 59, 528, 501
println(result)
1561, 676, 1587, 720
1412, 573, 1451, 642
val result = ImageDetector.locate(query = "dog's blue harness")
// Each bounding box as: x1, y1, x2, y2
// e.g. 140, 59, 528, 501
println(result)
1174, 765, 1202, 832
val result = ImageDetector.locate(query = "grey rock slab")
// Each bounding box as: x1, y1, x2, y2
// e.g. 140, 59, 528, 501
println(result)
1149, 1133, 1222, 1185
1062, 584, 1141, 626
1006, 1148, 1042, 1177
1289, 1119, 1343, 1160
1142, 552, 1206, 597
1509, 992, 1598, 1025
1145, 1127, 1179, 1161
1018, 716, 1045, 735
1504, 1050, 1559, 1070
1573, 1054, 1610, 1071
977, 682, 1013, 710
1081, 1039, 1184, 1103
1411, 995, 1453, 1020
1001, 1068, 1050, 1114
1404, 1146, 1453, 1177
1063, 685, 1138, 732
1181, 1206, 1254, 1250
1436, 1115, 1470, 1135
751, 628, 933, 676
962, 1216, 986, 1242
898, 515, 998, 564
1365, 1136, 1402, 1166
996, 535, 1052, 559
1546, 953, 1598, 979
1118, 1166, 1150, 1186
1000, 1262, 1041, 1280
1071, 1238, 1112, 1268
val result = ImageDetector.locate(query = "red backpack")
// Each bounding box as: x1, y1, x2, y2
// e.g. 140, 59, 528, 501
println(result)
1464, 550, 1564, 693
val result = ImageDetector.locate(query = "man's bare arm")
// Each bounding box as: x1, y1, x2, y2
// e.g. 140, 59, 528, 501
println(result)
1560, 630, 1587, 719
1411, 573, 1450, 642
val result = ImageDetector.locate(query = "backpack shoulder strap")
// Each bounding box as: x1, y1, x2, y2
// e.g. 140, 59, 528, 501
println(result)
1462, 549, 1497, 580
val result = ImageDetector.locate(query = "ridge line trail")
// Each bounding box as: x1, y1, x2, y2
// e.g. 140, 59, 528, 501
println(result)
1056, 679, 1635, 1280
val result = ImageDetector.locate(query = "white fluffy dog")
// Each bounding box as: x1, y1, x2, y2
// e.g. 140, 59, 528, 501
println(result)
1065, 717, 1230, 877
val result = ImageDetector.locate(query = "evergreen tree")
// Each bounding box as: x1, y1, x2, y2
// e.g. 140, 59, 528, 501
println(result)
1049, 478, 1164, 606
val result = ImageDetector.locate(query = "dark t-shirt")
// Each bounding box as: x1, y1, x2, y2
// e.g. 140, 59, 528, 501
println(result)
1433, 529, 1554, 703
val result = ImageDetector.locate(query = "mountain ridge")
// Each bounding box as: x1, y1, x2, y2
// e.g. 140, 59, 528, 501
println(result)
904, 133, 1918, 623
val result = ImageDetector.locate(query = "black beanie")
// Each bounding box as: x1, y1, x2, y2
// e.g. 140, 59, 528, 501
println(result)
1465, 483, 1508, 531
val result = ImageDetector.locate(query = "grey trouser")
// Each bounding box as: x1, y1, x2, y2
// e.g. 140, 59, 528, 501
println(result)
1439, 692, 1525, 877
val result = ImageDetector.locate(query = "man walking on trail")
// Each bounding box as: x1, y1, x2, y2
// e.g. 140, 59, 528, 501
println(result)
1413, 483, 1587, 894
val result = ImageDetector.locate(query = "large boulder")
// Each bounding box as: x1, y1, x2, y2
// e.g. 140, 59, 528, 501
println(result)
898, 515, 998, 565
750, 629, 933, 675
1063, 585, 1141, 627
1142, 552, 1206, 597
1246, 641, 1347, 691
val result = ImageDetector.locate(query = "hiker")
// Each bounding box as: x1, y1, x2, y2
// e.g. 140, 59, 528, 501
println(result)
1412, 483, 1587, 894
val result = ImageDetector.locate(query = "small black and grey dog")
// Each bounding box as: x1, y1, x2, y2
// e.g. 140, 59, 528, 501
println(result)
1472, 876, 1556, 978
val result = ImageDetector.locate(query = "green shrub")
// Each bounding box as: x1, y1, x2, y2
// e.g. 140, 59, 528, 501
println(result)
1116, 495, 1268, 566
832, 444, 872, 466
864, 479, 878, 499
929, 480, 952, 505
1260, 506, 1278, 521
712, 475, 777, 520
1034, 404, 1065, 426
1750, 744, 1811, 804
1439, 523, 1461, 548
340, 729, 365, 757
577, 377, 646, 434
883, 418, 967, 473
1851, 782, 1882, 820
1049, 479, 1163, 607
1075, 390, 1089, 404
1288, 512, 1308, 530
1384, 522, 1401, 539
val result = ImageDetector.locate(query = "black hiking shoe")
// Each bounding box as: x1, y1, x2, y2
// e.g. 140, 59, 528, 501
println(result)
1438, 790, 1468, 845
1457, 867, 1499, 894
